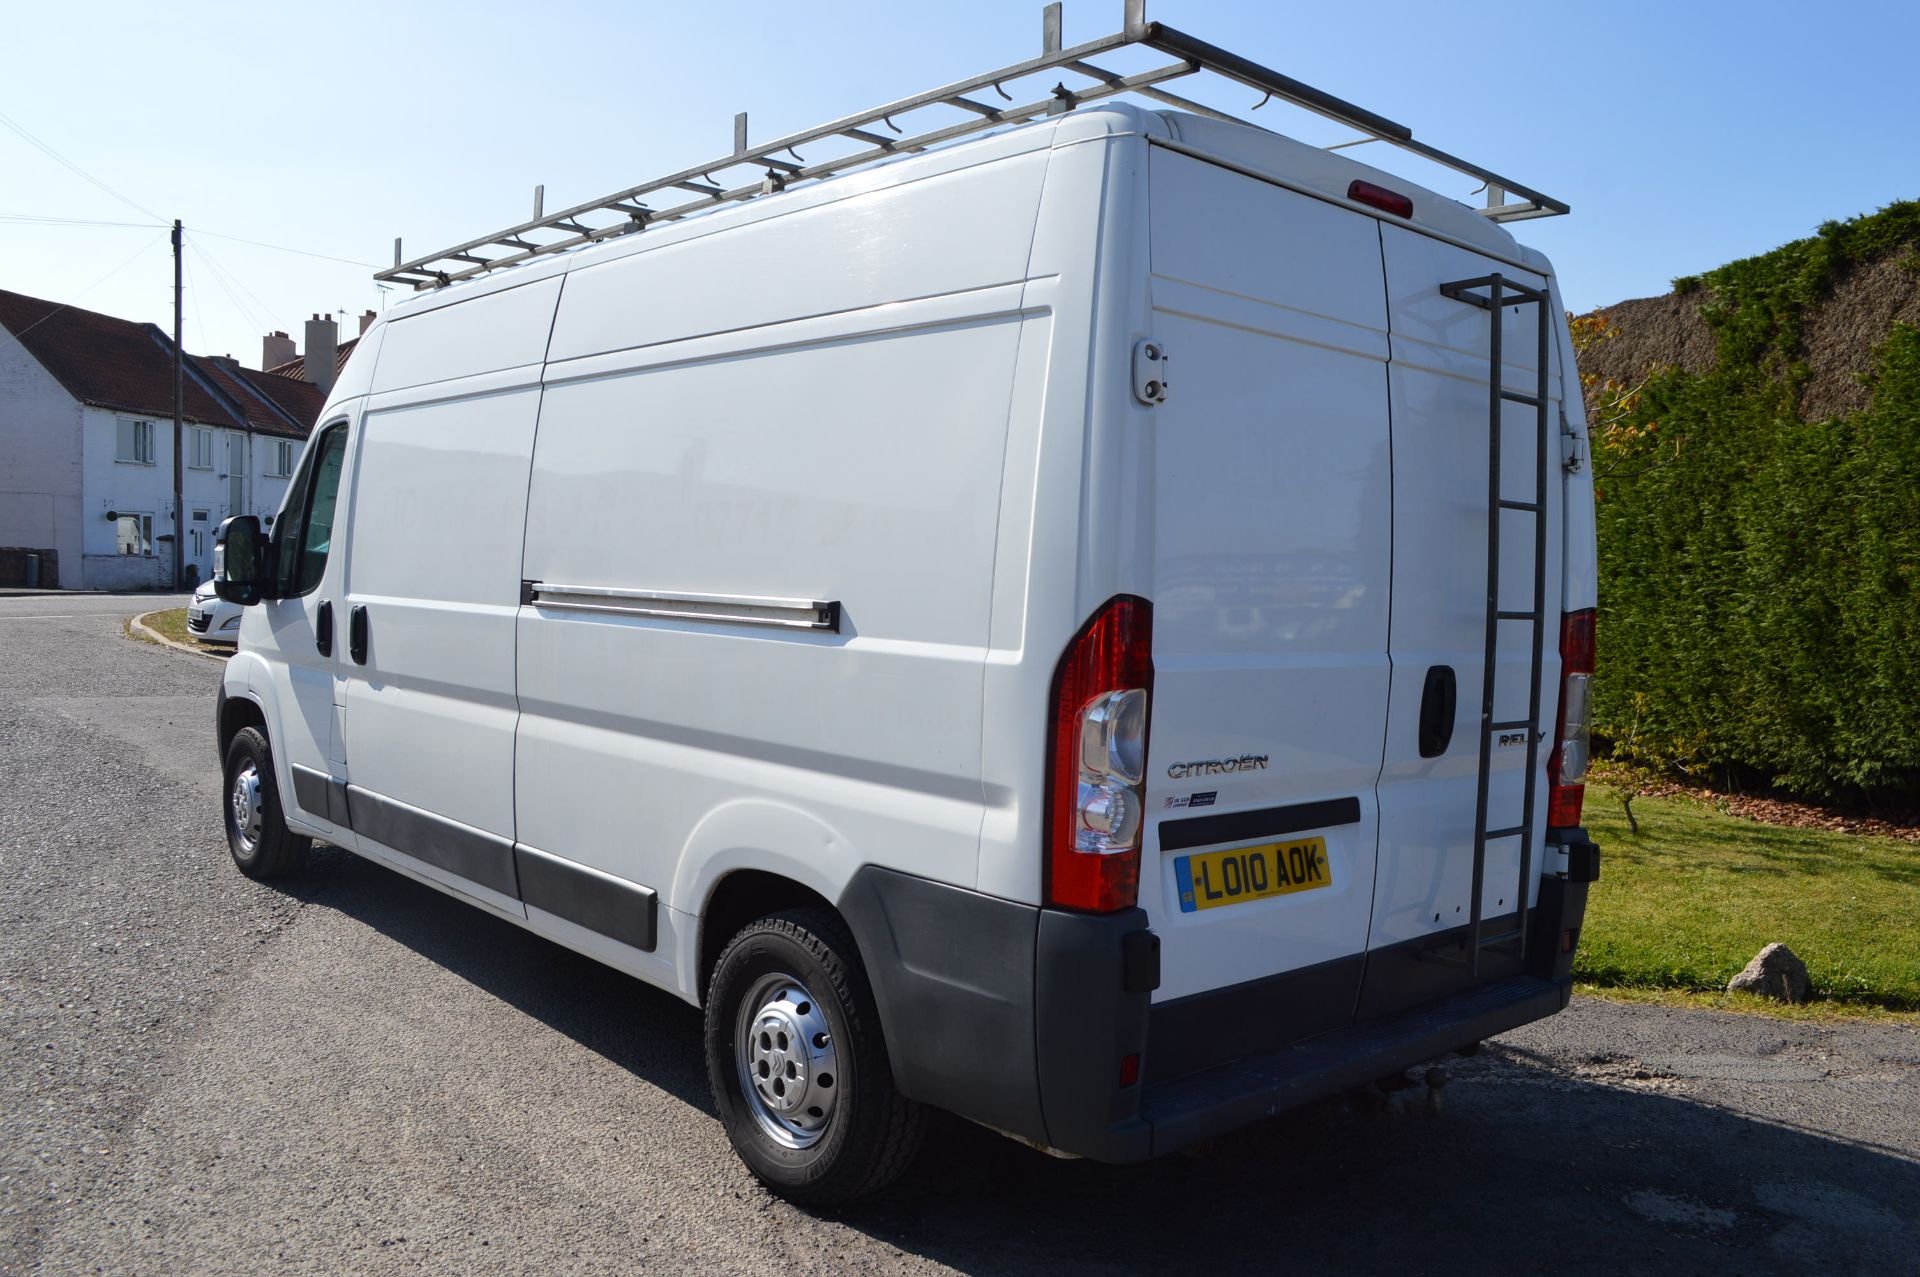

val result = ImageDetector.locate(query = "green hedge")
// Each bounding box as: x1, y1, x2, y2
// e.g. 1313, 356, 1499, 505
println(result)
1594, 203, 1920, 798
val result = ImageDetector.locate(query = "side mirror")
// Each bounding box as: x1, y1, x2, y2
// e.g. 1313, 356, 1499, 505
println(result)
213, 515, 275, 605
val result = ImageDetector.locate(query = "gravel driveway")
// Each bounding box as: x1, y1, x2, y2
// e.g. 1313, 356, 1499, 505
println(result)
3, 594, 1916, 1275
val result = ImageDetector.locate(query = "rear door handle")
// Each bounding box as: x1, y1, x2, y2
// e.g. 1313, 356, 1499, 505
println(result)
315, 601, 333, 658
348, 604, 369, 665
1418, 665, 1456, 758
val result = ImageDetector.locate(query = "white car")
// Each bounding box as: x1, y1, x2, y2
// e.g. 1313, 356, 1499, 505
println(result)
187, 578, 242, 644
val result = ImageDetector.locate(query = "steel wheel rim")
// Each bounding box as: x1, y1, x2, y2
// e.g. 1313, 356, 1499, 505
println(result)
734, 971, 839, 1150
229, 762, 263, 855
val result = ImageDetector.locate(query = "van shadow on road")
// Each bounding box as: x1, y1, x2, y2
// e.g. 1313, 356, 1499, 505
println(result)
287, 848, 1919, 1277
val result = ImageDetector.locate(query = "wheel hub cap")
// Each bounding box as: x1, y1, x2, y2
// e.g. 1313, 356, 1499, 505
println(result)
230, 763, 263, 854
735, 973, 838, 1149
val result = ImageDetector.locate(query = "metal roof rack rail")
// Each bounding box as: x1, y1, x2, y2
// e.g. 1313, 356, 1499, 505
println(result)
376, 1, 1567, 291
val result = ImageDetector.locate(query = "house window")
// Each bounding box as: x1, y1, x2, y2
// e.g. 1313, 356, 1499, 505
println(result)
116, 419, 155, 464
116, 513, 154, 557
189, 427, 214, 470
266, 440, 295, 478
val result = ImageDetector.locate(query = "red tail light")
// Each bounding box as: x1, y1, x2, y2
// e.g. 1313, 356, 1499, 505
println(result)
1347, 179, 1414, 219
1547, 609, 1595, 828
1046, 596, 1153, 912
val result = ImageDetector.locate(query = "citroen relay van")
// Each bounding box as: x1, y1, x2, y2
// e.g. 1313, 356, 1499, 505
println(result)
213, 8, 1600, 1203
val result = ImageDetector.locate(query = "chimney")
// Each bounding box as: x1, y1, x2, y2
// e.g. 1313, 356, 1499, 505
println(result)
261, 330, 296, 371
358, 309, 377, 336
304, 313, 339, 395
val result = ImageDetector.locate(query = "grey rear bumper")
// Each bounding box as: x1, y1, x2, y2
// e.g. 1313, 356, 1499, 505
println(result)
838, 855, 1590, 1163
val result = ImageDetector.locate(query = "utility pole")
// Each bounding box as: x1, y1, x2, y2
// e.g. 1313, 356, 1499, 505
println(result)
171, 219, 184, 590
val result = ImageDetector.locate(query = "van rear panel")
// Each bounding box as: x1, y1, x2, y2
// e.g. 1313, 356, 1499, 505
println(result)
1132, 138, 1581, 1081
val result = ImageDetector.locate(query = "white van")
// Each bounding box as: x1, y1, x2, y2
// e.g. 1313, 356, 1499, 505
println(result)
213, 11, 1600, 1203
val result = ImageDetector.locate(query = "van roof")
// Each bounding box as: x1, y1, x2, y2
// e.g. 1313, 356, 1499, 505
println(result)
375, 101, 1547, 336
1149, 111, 1542, 268
374, 6, 1562, 296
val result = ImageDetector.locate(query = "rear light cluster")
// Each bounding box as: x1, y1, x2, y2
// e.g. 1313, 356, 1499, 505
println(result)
1046, 596, 1154, 912
1547, 609, 1595, 827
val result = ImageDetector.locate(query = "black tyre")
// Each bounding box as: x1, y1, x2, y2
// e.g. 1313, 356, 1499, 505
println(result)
222, 726, 311, 880
705, 907, 924, 1204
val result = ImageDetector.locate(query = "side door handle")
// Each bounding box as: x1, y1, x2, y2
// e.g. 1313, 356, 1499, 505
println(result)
1418, 665, 1456, 758
348, 604, 369, 665
315, 601, 333, 658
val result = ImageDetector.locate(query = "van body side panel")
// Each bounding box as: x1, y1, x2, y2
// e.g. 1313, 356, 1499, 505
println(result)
1363, 226, 1563, 1015
341, 360, 546, 913
974, 119, 1149, 906
544, 150, 1049, 363
518, 318, 1014, 911
1137, 148, 1392, 1021
1549, 274, 1599, 614
517, 152, 1048, 945
368, 277, 562, 393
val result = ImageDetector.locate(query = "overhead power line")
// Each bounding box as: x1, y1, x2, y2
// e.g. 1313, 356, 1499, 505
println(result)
2, 111, 380, 271
191, 234, 273, 336
182, 241, 212, 355
0, 212, 164, 229
2, 211, 378, 270
190, 228, 378, 270
0, 109, 164, 223
8, 231, 171, 341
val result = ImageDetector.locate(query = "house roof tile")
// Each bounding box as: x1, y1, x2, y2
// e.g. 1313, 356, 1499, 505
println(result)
0, 288, 316, 437
196, 358, 321, 438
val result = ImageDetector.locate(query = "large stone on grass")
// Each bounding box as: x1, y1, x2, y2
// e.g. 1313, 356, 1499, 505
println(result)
1727, 943, 1811, 1003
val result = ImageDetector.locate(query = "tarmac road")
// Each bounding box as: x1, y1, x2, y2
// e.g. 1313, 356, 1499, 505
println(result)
3, 593, 1917, 1276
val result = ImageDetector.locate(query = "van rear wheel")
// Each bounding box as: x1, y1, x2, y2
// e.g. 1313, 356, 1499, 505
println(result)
704, 907, 923, 1203
222, 726, 310, 880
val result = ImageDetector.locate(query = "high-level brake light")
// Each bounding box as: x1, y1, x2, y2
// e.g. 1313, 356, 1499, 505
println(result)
1547, 609, 1595, 827
1347, 179, 1415, 219
1046, 597, 1154, 912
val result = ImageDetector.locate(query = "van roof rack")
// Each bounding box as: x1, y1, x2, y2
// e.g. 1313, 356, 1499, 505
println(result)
376, 1, 1568, 290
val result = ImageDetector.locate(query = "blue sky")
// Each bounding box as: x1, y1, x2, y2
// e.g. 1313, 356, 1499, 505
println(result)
6, 0, 1917, 367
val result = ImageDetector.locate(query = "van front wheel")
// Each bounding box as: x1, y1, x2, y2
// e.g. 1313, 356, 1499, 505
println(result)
222, 726, 310, 880
704, 908, 923, 1203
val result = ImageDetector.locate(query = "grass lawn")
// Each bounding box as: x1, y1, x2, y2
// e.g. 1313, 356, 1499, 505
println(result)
136, 607, 223, 651
1577, 794, 1920, 1012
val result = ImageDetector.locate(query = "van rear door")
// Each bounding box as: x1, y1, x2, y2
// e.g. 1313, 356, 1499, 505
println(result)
1137, 149, 1392, 1074
1362, 226, 1562, 1017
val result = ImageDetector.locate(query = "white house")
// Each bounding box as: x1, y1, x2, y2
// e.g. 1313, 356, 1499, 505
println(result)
0, 289, 325, 590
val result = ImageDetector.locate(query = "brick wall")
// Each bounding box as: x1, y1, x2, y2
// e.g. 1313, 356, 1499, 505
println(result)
0, 546, 58, 588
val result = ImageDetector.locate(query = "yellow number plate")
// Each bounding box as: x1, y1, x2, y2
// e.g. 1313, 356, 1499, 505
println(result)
1174, 837, 1331, 913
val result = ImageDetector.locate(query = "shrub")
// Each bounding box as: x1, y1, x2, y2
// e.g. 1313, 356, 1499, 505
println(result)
1591, 201, 1920, 800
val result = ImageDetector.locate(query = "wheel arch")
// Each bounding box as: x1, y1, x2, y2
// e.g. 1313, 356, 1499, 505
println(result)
673, 799, 859, 1002
216, 687, 267, 763
697, 868, 838, 1004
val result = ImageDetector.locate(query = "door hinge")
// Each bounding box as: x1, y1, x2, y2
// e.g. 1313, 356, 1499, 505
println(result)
1132, 338, 1169, 406
1560, 407, 1586, 474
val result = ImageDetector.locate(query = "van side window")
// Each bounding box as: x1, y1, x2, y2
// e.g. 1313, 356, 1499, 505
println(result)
274, 424, 348, 597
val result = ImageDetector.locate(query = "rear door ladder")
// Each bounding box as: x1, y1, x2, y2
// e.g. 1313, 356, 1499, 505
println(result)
1432, 273, 1552, 977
